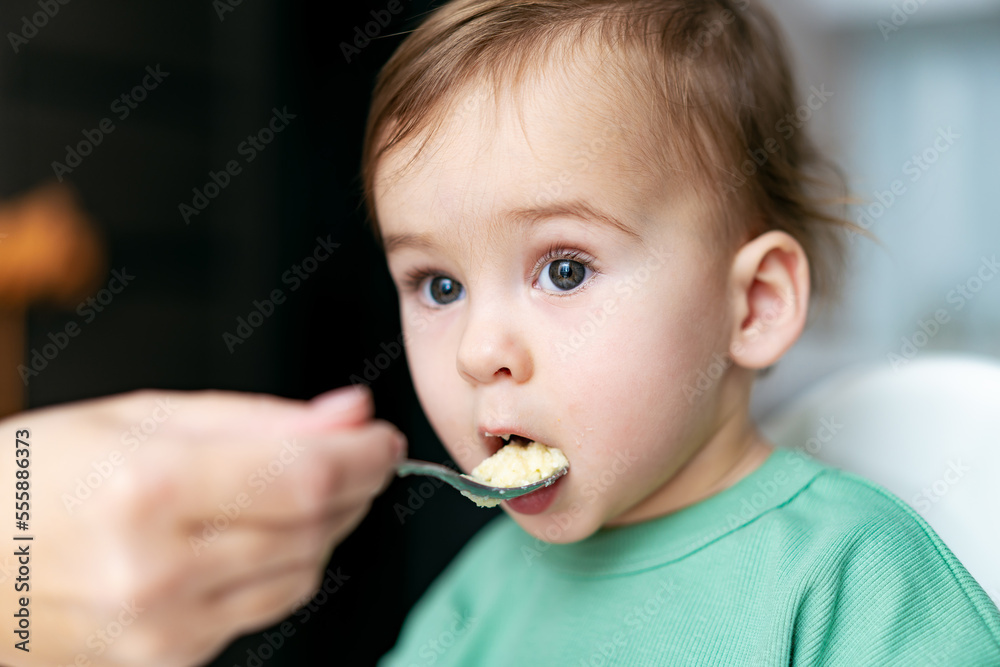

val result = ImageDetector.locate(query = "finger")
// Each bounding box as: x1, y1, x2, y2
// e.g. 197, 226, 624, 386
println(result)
93, 507, 360, 616
45, 508, 372, 666
101, 386, 374, 440
185, 505, 369, 598
210, 562, 321, 638
100, 509, 367, 667
101, 600, 246, 667
299, 385, 376, 431
119, 420, 402, 526
154, 556, 351, 666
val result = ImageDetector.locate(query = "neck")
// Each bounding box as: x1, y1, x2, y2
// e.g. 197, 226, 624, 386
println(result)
607, 387, 773, 526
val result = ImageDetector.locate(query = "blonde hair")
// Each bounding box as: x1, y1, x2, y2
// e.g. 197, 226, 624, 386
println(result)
361, 0, 855, 299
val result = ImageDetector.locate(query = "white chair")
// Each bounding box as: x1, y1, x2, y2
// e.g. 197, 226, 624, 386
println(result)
759, 353, 1000, 607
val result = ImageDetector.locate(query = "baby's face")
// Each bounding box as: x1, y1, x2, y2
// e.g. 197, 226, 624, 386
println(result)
375, 76, 738, 543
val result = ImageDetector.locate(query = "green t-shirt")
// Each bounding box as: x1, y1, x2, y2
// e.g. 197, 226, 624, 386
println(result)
379, 448, 1000, 666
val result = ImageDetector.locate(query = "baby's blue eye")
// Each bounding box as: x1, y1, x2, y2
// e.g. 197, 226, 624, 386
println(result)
424, 276, 464, 305
539, 259, 590, 292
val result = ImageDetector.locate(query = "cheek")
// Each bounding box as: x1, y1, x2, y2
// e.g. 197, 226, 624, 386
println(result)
405, 332, 452, 416
554, 279, 728, 471
402, 302, 453, 390
569, 284, 721, 398
565, 314, 692, 450
402, 321, 481, 467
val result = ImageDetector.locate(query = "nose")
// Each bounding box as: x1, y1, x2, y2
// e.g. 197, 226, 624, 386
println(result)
456, 300, 533, 385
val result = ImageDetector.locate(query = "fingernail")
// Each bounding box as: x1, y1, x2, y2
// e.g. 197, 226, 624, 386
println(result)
310, 385, 369, 412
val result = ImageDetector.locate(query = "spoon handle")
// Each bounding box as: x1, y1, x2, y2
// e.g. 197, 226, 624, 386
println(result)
395, 458, 461, 479
395, 457, 569, 500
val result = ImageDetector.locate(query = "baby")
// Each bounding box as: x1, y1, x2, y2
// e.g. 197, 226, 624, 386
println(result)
362, 0, 1000, 664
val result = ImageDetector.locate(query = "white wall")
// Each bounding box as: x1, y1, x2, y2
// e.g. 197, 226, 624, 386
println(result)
751, 0, 1000, 418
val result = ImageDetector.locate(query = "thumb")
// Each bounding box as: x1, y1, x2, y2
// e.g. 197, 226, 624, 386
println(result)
298, 385, 373, 431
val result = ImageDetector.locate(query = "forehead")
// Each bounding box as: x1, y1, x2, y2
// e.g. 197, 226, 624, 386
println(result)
373, 58, 666, 248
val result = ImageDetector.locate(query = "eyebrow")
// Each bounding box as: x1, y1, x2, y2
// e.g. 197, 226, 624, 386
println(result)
382, 199, 642, 254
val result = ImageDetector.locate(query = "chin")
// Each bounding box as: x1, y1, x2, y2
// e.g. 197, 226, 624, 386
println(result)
506, 507, 603, 545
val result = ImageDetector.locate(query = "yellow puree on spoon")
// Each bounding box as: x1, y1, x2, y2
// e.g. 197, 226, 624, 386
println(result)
462, 441, 570, 508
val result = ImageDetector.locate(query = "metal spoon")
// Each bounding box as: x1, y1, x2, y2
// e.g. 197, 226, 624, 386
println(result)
395, 458, 569, 504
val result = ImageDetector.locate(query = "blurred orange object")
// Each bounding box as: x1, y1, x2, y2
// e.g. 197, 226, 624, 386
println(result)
0, 183, 105, 418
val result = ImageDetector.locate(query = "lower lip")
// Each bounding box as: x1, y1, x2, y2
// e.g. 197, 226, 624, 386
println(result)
504, 476, 564, 515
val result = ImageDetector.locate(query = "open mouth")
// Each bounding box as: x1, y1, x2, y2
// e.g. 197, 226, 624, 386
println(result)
483, 431, 534, 454
471, 434, 569, 488
464, 426, 569, 513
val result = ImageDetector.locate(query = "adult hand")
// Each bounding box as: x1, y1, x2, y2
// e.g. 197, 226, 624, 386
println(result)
0, 385, 403, 667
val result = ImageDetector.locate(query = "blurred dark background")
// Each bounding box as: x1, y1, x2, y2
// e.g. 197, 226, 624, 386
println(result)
0, 0, 498, 664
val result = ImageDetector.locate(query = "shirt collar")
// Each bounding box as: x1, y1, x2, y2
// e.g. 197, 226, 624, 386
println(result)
524, 448, 829, 576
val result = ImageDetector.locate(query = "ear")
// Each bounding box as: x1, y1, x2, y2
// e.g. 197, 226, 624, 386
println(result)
727, 230, 809, 369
